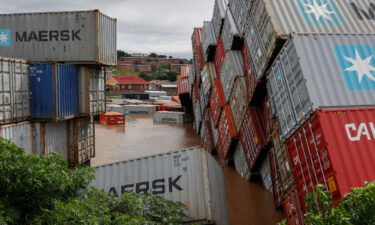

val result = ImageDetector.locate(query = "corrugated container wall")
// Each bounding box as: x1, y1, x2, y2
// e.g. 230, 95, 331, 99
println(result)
220, 50, 244, 102
0, 10, 117, 65
30, 63, 79, 121
209, 79, 225, 127
229, 77, 247, 133
286, 108, 375, 207
68, 117, 95, 166
221, 8, 242, 51
212, 0, 228, 39
201, 64, 213, 98
267, 34, 375, 138
0, 122, 33, 154
260, 155, 272, 192
245, 0, 375, 79
202, 21, 217, 61
233, 142, 251, 180
92, 148, 230, 225
0, 57, 29, 124
79, 66, 105, 116
228, 0, 253, 33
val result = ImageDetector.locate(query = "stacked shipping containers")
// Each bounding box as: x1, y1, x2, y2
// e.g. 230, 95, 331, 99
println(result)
0, 10, 116, 167
191, 0, 375, 224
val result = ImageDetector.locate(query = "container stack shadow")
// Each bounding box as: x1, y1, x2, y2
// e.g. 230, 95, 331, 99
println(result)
187, 0, 375, 224
0, 10, 117, 167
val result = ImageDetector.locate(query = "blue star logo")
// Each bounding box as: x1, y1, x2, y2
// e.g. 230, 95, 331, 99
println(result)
0, 29, 11, 46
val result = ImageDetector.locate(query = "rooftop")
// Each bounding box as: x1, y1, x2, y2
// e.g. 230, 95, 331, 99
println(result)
111, 75, 149, 85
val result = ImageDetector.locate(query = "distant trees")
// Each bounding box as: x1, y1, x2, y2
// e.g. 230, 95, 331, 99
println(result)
149, 52, 158, 58
117, 50, 131, 61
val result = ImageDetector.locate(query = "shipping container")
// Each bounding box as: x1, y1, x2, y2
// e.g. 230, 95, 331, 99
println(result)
245, 0, 375, 79
269, 148, 283, 208
233, 141, 251, 180
100, 112, 125, 126
242, 43, 258, 104
217, 105, 237, 159
192, 28, 205, 71
209, 79, 225, 127
212, 0, 228, 39
214, 37, 225, 76
92, 147, 230, 225
68, 117, 95, 166
286, 108, 375, 208
229, 77, 247, 133
154, 111, 192, 124
283, 188, 304, 225
202, 21, 217, 61
199, 86, 208, 114
30, 63, 78, 121
221, 8, 242, 51
239, 107, 267, 170
209, 115, 219, 147
0, 10, 116, 65
194, 99, 202, 128
177, 75, 190, 95
79, 66, 105, 116
124, 105, 156, 115
260, 155, 273, 192
106, 104, 124, 114
0, 57, 29, 124
267, 34, 375, 138
33, 120, 68, 161
228, 0, 253, 34
220, 50, 244, 102
201, 64, 213, 99
0, 121, 33, 154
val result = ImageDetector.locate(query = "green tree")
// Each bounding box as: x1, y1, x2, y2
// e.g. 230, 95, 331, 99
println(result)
0, 139, 190, 225
149, 52, 158, 58
157, 55, 167, 58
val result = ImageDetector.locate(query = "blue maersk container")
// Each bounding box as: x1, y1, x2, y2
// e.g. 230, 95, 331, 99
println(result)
30, 63, 78, 120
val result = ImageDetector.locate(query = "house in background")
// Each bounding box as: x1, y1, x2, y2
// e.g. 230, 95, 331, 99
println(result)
106, 75, 150, 96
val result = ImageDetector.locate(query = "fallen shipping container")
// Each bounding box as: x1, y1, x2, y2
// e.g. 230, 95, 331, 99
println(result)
217, 105, 237, 159
0, 10, 116, 65
269, 148, 283, 208
209, 115, 219, 147
124, 105, 156, 115
286, 108, 375, 208
0, 57, 29, 124
177, 75, 190, 95
209, 79, 225, 127
228, 0, 253, 34
268, 33, 375, 138
233, 141, 251, 180
220, 50, 244, 102
214, 37, 225, 76
260, 155, 273, 192
212, 0, 228, 39
202, 21, 217, 61
229, 77, 247, 133
30, 63, 78, 121
245, 0, 375, 79
242, 43, 258, 104
92, 147, 230, 225
67, 117, 95, 166
221, 8, 242, 51
201, 64, 213, 100
0, 121, 33, 154
79, 66, 106, 116
154, 111, 192, 124
100, 112, 125, 126
283, 188, 304, 225
192, 28, 205, 71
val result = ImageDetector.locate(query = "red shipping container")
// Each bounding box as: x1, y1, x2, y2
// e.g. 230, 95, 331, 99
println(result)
239, 107, 267, 169
192, 28, 205, 71
286, 108, 375, 208
242, 43, 258, 104
260, 96, 272, 145
177, 75, 189, 95
209, 79, 225, 127
283, 189, 305, 225
218, 104, 237, 159
214, 37, 225, 76
100, 112, 125, 126
269, 148, 283, 208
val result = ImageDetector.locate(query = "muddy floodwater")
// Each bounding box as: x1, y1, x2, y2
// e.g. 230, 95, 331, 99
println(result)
91, 114, 201, 166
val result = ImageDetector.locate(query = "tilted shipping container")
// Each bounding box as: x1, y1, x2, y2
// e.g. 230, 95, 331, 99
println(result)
0, 10, 116, 65
233, 141, 251, 180
0, 57, 29, 124
229, 77, 247, 133
260, 155, 273, 192
220, 50, 244, 102
201, 64, 213, 99
286, 108, 375, 208
242, 43, 258, 104
269, 148, 283, 208
212, 0, 228, 39
0, 121, 33, 154
79, 66, 105, 116
202, 21, 217, 61
283, 188, 304, 225
30, 63, 78, 121
245, 0, 375, 79
217, 104, 237, 159
209, 79, 225, 127
92, 147, 230, 225
228, 0, 253, 34
267, 34, 375, 138
221, 8, 242, 51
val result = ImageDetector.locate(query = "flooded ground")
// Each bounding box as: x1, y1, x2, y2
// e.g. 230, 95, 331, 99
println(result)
91, 114, 201, 166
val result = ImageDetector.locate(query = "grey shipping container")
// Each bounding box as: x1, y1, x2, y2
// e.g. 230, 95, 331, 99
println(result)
228, 0, 253, 34
260, 156, 273, 192
202, 21, 217, 61
229, 77, 247, 133
0, 57, 29, 124
221, 8, 242, 51
79, 66, 106, 116
124, 105, 156, 115
92, 147, 230, 225
201, 64, 213, 99
233, 141, 251, 180
220, 50, 244, 102
0, 10, 116, 65
0, 121, 33, 154
267, 33, 375, 138
212, 0, 228, 39
67, 117, 95, 166
154, 111, 192, 124
245, 0, 375, 79
209, 116, 219, 147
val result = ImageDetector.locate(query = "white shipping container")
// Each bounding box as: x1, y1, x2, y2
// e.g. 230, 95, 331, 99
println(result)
245, 0, 375, 79
0, 121, 33, 154
233, 142, 250, 180
154, 111, 192, 124
79, 66, 106, 116
92, 147, 230, 225
0, 10, 116, 65
229, 77, 247, 133
124, 105, 156, 115
0, 57, 29, 124
220, 50, 244, 102
267, 33, 375, 138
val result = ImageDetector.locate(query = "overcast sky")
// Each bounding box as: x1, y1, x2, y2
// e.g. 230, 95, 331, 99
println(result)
0, 0, 215, 59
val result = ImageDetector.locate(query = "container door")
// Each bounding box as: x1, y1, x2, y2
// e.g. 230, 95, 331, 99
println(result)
12, 61, 29, 120
0, 60, 12, 122
45, 121, 68, 160
57, 64, 78, 120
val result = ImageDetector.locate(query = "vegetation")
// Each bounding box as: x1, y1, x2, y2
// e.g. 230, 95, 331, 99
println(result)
279, 183, 375, 225
117, 50, 132, 61
0, 139, 190, 225
112, 71, 141, 76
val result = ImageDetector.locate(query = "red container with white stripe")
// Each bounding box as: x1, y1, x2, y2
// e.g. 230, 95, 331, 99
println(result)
209, 79, 225, 127
218, 104, 237, 159
286, 108, 375, 208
